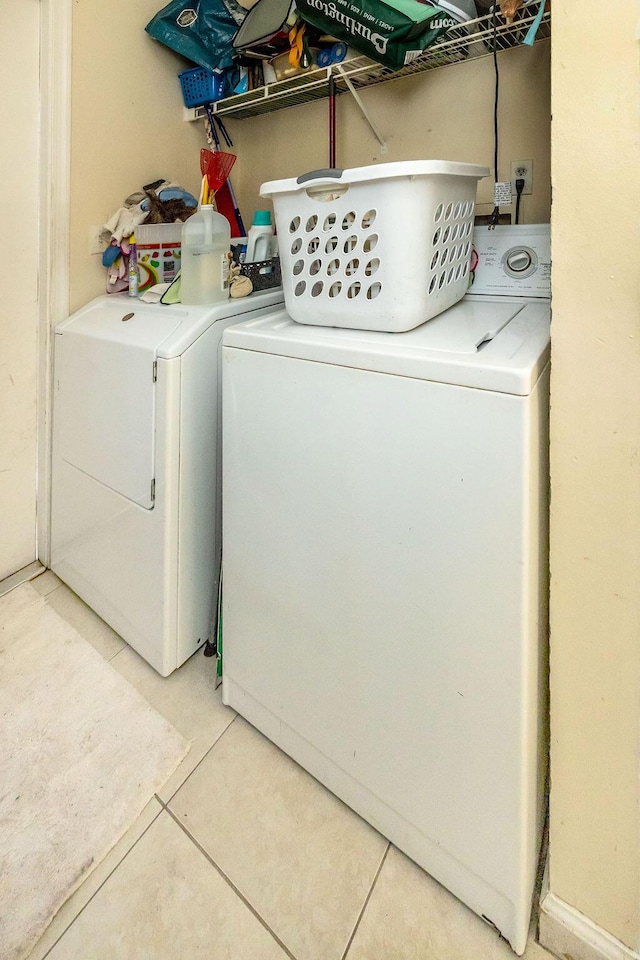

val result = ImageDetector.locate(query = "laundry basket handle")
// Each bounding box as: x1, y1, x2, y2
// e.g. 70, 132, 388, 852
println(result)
296, 168, 344, 185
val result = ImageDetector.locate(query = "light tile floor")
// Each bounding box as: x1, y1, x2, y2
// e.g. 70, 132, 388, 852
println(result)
27, 571, 555, 960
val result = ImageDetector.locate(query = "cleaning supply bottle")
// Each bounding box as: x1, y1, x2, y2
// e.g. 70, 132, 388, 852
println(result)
127, 234, 138, 298
180, 205, 231, 305
246, 210, 275, 263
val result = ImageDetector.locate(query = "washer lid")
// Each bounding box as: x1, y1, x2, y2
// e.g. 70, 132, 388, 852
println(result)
223, 297, 550, 395
55, 296, 184, 350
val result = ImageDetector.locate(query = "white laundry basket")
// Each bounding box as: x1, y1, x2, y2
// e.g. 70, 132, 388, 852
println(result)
260, 160, 490, 333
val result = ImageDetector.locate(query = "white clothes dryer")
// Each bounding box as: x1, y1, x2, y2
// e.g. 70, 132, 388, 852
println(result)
50, 289, 283, 676
221, 227, 551, 954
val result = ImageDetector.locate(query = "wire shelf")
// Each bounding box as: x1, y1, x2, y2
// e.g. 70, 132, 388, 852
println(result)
190, 2, 550, 121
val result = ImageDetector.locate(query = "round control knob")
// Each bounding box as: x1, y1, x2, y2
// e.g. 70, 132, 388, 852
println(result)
506, 248, 533, 273
502, 244, 537, 280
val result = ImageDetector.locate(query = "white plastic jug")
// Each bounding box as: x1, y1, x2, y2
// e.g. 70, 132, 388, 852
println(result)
246, 210, 275, 263
180, 205, 231, 305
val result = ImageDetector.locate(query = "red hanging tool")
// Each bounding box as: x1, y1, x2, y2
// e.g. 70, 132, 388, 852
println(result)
199, 147, 236, 195
329, 74, 336, 168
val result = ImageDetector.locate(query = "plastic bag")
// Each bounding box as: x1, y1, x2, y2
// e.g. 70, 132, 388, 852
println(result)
295, 0, 456, 70
145, 0, 247, 73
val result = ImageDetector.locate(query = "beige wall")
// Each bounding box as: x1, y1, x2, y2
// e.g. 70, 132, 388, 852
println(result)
549, 1, 640, 951
0, 2, 40, 579
70, 24, 550, 309
69, 0, 207, 311
227, 40, 550, 232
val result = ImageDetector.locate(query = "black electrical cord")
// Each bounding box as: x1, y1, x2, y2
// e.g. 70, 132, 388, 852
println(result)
488, 6, 500, 228
515, 177, 525, 224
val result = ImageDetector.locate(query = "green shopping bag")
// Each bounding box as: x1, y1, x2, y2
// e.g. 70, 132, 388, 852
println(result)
296, 0, 457, 70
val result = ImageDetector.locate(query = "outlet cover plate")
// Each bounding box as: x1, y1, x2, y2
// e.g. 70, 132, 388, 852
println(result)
88, 225, 106, 256
511, 159, 533, 196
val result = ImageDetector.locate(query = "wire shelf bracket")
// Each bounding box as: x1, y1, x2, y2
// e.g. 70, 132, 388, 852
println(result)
185, 3, 550, 126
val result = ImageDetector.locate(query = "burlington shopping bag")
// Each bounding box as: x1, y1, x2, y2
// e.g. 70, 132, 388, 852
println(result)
295, 0, 456, 70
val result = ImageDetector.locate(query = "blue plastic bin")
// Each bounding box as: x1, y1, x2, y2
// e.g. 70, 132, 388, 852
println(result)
179, 67, 225, 108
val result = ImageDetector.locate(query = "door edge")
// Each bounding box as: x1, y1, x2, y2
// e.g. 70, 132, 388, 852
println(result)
37, 0, 72, 567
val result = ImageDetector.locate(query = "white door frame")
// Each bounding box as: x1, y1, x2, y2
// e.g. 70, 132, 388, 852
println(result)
37, 0, 72, 566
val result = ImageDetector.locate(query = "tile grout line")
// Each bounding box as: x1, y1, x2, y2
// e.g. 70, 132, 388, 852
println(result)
33, 802, 165, 960
161, 803, 298, 960
340, 841, 390, 960
32, 710, 238, 958
161, 712, 239, 804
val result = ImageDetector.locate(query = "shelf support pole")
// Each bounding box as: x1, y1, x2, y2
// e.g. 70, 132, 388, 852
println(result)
335, 65, 387, 152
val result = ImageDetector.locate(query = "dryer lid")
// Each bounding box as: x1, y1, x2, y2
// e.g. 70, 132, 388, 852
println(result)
222, 297, 551, 395
54, 300, 182, 509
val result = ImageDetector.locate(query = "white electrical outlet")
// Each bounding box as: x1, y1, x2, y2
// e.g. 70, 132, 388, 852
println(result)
88, 225, 106, 256
511, 159, 533, 196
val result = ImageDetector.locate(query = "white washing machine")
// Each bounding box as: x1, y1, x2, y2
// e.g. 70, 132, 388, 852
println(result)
221, 227, 551, 955
50, 289, 283, 676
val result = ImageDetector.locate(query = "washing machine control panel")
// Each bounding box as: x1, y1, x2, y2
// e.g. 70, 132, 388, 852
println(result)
471, 224, 551, 297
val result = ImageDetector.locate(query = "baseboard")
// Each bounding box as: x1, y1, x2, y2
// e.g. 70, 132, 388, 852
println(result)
0, 561, 46, 598
539, 892, 638, 960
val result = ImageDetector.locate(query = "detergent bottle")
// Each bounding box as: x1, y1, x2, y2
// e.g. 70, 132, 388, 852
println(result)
180, 205, 231, 305
246, 210, 275, 263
